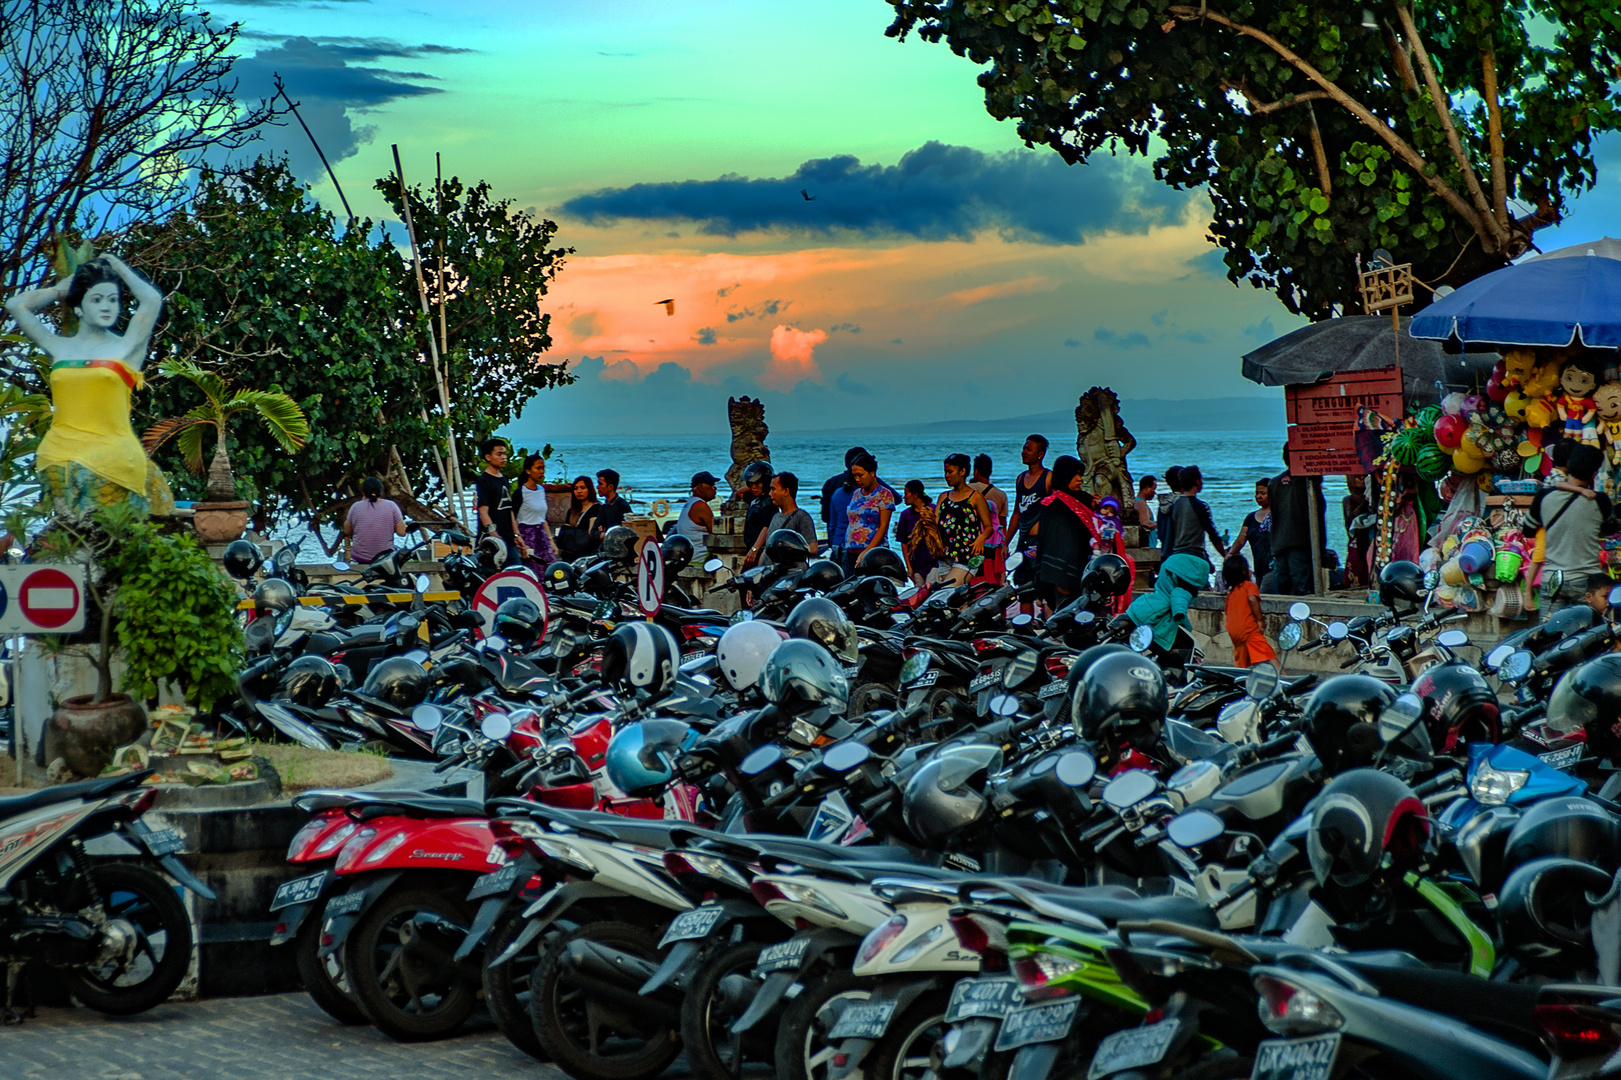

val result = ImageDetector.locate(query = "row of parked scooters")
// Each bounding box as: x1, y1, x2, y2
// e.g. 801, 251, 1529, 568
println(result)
237, 528, 1621, 1080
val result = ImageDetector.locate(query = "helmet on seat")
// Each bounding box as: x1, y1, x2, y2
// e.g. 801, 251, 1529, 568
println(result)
1073, 651, 1167, 742
716, 620, 784, 694
760, 639, 849, 717
601, 526, 641, 561
1547, 654, 1621, 758
1379, 560, 1423, 614
902, 742, 1004, 847
1306, 768, 1431, 887
360, 656, 430, 712
253, 578, 297, 613
765, 529, 813, 566
661, 533, 695, 575
599, 622, 680, 698
604, 719, 694, 798
1081, 554, 1132, 598
1409, 662, 1500, 752
855, 547, 907, 583
1300, 674, 1398, 776
477, 535, 508, 569
493, 597, 544, 647
278, 656, 342, 708
542, 561, 579, 596
224, 540, 262, 580
799, 558, 845, 593
785, 596, 858, 664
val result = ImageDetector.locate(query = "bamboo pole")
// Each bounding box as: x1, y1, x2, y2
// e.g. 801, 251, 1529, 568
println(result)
390, 145, 462, 514
434, 152, 464, 499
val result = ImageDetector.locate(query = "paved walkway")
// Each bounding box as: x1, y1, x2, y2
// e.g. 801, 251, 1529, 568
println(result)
0, 993, 571, 1080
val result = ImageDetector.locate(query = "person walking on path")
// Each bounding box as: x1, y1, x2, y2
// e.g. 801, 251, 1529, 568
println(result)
1134, 475, 1157, 531
844, 452, 896, 572
970, 453, 1009, 583
1223, 554, 1276, 667
1232, 479, 1273, 587
343, 476, 408, 565
938, 453, 995, 581
898, 479, 946, 585
1006, 435, 1052, 608
1532, 444, 1611, 618
593, 469, 632, 540
556, 475, 599, 559
673, 470, 719, 559
1164, 465, 1227, 568
475, 438, 524, 566
821, 446, 865, 560
745, 471, 818, 567
514, 453, 558, 572
1155, 466, 1185, 551
1268, 447, 1326, 596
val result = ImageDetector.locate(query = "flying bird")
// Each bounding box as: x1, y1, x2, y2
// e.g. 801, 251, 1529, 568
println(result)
655, 298, 675, 316
800, 189, 816, 201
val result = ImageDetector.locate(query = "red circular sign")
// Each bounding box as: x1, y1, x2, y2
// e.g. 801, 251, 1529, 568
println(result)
20, 567, 80, 630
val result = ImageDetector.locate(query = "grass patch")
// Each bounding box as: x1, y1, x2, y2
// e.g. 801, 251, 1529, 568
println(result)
252, 743, 395, 794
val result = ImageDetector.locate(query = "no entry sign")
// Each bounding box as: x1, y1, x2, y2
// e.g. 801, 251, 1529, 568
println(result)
0, 565, 86, 634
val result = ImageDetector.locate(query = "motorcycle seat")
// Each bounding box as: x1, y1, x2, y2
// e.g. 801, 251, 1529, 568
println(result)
658, 605, 727, 622
766, 856, 967, 883
354, 795, 486, 819
997, 879, 1219, 930
0, 770, 150, 819
1338, 952, 1542, 1045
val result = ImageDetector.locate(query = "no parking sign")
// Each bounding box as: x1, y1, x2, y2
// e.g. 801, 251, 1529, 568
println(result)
471, 569, 549, 640
636, 541, 664, 617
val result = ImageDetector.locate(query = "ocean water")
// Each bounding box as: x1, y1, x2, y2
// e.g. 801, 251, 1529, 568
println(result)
525, 428, 1352, 562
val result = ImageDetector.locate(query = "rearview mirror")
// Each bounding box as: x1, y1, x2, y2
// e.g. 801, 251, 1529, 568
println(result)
1485, 644, 1512, 670
740, 744, 785, 775
415, 573, 431, 593
1166, 809, 1225, 849
1327, 621, 1349, 641
331, 561, 350, 572
1247, 661, 1279, 700
1277, 623, 1302, 651
1499, 649, 1533, 682
1436, 628, 1469, 648
1610, 584, 1621, 608
1128, 624, 1154, 653
1010, 613, 1034, 628
1288, 601, 1311, 621
822, 741, 871, 773
486, 635, 508, 652
1005, 551, 1025, 572
987, 693, 1020, 718
411, 704, 443, 732
480, 713, 514, 741
1102, 769, 1158, 810
896, 584, 918, 601
703, 557, 724, 573
1054, 750, 1097, 788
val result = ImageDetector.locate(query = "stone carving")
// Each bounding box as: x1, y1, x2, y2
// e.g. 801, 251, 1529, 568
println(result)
724, 396, 769, 507
1076, 386, 1136, 510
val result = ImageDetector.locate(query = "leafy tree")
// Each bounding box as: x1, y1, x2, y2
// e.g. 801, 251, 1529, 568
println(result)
372, 173, 573, 487
884, 0, 1619, 315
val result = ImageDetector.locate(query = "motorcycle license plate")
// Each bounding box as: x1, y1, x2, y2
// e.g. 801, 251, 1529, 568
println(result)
468, 862, 520, 901
755, 937, 810, 974
1087, 1019, 1179, 1078
911, 671, 940, 688
325, 890, 365, 918
1249, 1034, 1340, 1080
659, 904, 724, 946
829, 999, 898, 1040
944, 976, 1020, 1022
969, 672, 997, 692
143, 827, 186, 857
994, 998, 1080, 1051
843, 665, 861, 679
1038, 681, 1067, 700
270, 871, 327, 912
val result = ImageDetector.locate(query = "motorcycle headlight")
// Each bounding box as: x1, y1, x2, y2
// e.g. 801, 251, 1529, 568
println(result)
1469, 762, 1530, 806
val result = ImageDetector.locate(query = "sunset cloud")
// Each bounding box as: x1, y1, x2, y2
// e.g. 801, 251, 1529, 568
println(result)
761, 325, 827, 390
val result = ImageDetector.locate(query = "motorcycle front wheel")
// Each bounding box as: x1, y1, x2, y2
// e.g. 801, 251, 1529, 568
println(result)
66, 862, 193, 1016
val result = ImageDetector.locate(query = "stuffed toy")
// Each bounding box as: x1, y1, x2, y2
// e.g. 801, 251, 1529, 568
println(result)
1555, 363, 1599, 445
1502, 349, 1537, 388
1596, 382, 1621, 465
1524, 358, 1563, 399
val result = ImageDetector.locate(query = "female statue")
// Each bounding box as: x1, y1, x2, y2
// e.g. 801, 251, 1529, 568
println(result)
4, 255, 174, 517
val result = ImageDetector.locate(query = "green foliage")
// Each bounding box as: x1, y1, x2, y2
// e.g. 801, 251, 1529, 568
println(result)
885, 0, 1621, 314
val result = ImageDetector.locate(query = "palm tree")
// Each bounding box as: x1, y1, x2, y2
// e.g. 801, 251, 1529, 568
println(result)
141, 358, 309, 500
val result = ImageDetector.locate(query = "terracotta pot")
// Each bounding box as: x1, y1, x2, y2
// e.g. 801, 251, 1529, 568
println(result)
49, 694, 147, 778
192, 500, 251, 543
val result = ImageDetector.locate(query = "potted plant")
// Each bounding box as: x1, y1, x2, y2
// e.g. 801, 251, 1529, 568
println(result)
26, 504, 243, 776
141, 358, 309, 542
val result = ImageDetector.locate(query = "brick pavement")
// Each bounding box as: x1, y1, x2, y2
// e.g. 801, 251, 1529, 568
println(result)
0, 992, 578, 1080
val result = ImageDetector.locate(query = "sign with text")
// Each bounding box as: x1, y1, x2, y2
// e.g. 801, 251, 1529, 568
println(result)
1285, 366, 1403, 477
0, 564, 86, 634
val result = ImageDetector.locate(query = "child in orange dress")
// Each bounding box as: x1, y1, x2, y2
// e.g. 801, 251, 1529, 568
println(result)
1223, 554, 1277, 667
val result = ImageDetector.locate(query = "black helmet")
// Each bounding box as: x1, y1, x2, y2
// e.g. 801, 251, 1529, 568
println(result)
765, 528, 813, 566
1548, 654, 1621, 759
742, 460, 773, 489
223, 540, 262, 580
360, 656, 430, 712
1497, 856, 1614, 962
856, 546, 908, 583
277, 656, 341, 708
601, 526, 641, 561
902, 742, 1003, 847
1502, 796, 1621, 881
855, 575, 899, 611
1409, 662, 1501, 753
785, 596, 858, 664
1300, 674, 1398, 776
661, 533, 694, 575
1378, 560, 1423, 613
494, 597, 544, 647
542, 561, 579, 596
799, 558, 845, 593
1082, 554, 1132, 597
254, 577, 298, 613
1073, 651, 1167, 740
761, 638, 849, 716
1063, 643, 1134, 702
600, 621, 680, 698
1306, 769, 1431, 886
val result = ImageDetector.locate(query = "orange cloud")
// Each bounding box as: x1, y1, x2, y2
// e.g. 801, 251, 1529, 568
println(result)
762, 325, 827, 390
941, 276, 1056, 307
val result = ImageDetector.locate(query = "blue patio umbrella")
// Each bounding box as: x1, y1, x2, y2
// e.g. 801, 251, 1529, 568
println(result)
1409, 243, 1621, 349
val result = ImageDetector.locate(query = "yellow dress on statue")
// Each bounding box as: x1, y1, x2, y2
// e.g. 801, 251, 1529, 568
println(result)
36, 359, 174, 516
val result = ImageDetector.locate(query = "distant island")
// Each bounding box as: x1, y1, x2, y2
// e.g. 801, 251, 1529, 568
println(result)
786, 396, 1285, 436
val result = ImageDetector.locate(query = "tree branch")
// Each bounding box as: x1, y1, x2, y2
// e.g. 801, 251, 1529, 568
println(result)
1480, 44, 1509, 230
1168, 5, 1489, 243
1306, 102, 1333, 197
1393, 3, 1506, 249
1229, 83, 1332, 115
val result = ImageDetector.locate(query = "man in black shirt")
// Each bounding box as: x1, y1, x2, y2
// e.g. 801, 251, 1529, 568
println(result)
1267, 445, 1326, 596
475, 438, 522, 565
741, 463, 776, 548
594, 469, 633, 539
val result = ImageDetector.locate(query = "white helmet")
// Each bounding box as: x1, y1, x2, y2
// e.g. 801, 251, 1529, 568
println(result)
716, 620, 784, 693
